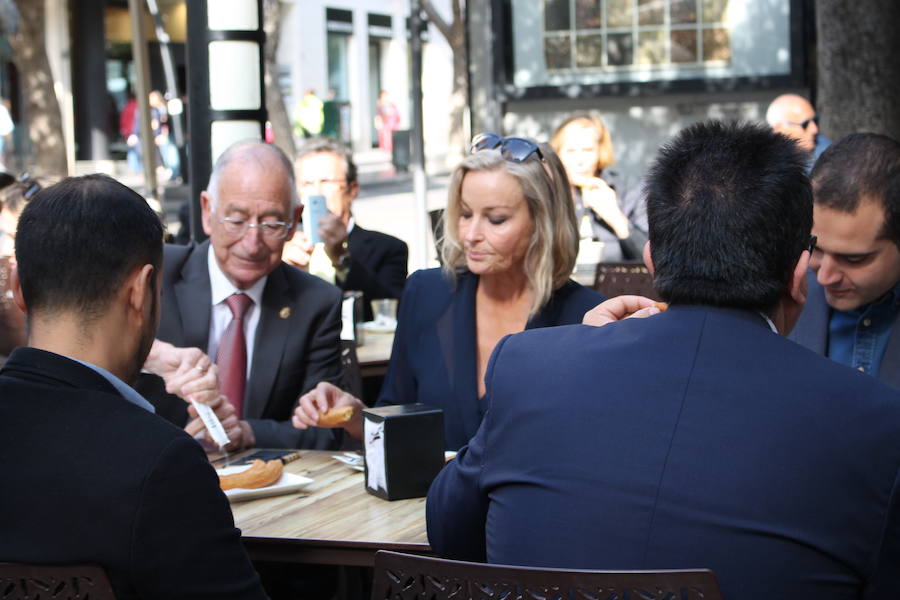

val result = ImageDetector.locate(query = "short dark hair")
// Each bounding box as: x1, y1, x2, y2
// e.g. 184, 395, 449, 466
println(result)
810, 133, 900, 247
296, 137, 358, 186
646, 120, 812, 311
16, 174, 164, 319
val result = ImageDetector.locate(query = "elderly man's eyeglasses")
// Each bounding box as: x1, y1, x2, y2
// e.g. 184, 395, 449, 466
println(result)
784, 115, 819, 130
217, 217, 292, 240
300, 178, 346, 190
469, 133, 543, 163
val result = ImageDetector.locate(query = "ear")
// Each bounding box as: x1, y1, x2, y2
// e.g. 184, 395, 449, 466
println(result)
347, 180, 360, 202
128, 264, 156, 320
10, 263, 25, 313
200, 191, 214, 236
789, 249, 810, 306
642, 241, 654, 275
288, 204, 303, 237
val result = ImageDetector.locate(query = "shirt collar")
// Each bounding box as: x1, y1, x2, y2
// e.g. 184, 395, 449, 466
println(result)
70, 357, 156, 413
207, 245, 267, 307
757, 311, 779, 334
346, 216, 355, 235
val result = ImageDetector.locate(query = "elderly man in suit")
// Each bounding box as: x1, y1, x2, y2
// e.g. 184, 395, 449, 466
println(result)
427, 121, 900, 599
283, 137, 408, 321
143, 140, 343, 450
0, 174, 267, 599
790, 133, 900, 388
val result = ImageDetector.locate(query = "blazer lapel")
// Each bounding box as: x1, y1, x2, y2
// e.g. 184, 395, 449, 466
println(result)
793, 271, 829, 354
172, 241, 213, 349
244, 265, 292, 418
347, 225, 374, 264
436, 273, 482, 438
880, 314, 900, 389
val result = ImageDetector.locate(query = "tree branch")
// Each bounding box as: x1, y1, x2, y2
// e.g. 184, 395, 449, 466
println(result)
420, 0, 452, 43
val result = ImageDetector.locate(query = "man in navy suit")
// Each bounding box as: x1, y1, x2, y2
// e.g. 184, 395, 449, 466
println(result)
427, 121, 900, 599
141, 140, 343, 450
790, 133, 900, 388
0, 174, 267, 599
284, 137, 408, 322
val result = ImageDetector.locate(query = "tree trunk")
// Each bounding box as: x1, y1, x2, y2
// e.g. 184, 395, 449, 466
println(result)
5, 0, 67, 177
816, 0, 900, 141
422, 0, 468, 162
263, 0, 295, 160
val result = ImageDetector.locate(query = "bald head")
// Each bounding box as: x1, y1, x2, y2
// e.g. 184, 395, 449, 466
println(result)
766, 94, 819, 153
206, 141, 298, 211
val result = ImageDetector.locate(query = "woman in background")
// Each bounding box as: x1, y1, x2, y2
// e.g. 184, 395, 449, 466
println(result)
293, 134, 605, 449
551, 114, 648, 263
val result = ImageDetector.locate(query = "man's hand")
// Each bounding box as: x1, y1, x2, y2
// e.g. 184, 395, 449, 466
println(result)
185, 394, 253, 450
319, 213, 349, 264
583, 295, 661, 327
144, 340, 217, 399
293, 381, 365, 440
283, 231, 314, 270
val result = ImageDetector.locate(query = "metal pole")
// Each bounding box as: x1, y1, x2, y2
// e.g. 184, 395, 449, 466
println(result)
409, 0, 430, 269
128, 0, 159, 206
145, 0, 184, 146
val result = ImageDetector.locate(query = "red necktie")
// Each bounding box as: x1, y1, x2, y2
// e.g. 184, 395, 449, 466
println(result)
216, 293, 253, 418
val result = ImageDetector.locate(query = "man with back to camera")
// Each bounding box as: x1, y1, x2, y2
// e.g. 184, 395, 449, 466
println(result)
790, 133, 900, 387
766, 93, 831, 170
139, 140, 344, 450
0, 174, 268, 599
283, 137, 408, 322
427, 121, 900, 599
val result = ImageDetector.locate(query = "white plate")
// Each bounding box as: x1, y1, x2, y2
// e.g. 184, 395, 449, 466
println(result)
218, 464, 313, 502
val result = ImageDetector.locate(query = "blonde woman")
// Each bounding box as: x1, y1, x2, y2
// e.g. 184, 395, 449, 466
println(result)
293, 135, 605, 449
551, 114, 648, 262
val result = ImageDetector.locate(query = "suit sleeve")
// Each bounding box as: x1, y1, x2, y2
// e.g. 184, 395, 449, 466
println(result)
375, 271, 421, 407
427, 334, 512, 561
864, 464, 900, 597
131, 436, 268, 599
246, 285, 343, 449
342, 236, 408, 305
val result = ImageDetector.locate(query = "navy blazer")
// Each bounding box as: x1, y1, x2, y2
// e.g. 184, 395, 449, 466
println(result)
343, 224, 408, 322
378, 268, 604, 450
0, 348, 266, 599
146, 241, 343, 448
791, 270, 900, 389
428, 306, 900, 599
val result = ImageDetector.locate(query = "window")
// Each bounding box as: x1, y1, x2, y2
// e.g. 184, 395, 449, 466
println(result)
501, 0, 804, 96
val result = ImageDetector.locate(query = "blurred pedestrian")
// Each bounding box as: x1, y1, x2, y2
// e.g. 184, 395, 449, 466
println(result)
374, 90, 400, 153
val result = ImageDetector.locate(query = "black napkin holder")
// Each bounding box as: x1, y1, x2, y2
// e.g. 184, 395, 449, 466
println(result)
362, 403, 444, 501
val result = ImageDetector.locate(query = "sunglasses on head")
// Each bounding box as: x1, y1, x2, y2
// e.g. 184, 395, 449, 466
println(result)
469, 133, 543, 163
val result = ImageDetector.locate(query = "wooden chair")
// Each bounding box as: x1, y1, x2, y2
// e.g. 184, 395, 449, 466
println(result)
593, 261, 661, 301
0, 563, 116, 600
371, 550, 723, 600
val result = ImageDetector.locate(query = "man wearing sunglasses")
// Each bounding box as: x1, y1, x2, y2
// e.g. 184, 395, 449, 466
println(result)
766, 93, 831, 171
791, 133, 900, 389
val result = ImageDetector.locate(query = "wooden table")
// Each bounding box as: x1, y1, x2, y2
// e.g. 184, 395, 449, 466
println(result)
356, 331, 394, 377
228, 450, 430, 566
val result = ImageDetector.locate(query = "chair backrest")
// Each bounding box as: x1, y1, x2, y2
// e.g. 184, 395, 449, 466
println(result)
371, 551, 723, 600
0, 563, 117, 600
593, 261, 661, 301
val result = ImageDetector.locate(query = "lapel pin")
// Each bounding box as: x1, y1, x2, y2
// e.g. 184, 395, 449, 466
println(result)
279, 307, 291, 319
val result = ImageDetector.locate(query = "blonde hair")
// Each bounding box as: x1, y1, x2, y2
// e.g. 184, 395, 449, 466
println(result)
550, 114, 616, 172
440, 143, 579, 317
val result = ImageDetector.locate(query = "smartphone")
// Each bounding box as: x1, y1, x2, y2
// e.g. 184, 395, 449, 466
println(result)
303, 195, 328, 244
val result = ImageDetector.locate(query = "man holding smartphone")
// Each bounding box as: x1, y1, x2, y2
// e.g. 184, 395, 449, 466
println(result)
284, 137, 408, 321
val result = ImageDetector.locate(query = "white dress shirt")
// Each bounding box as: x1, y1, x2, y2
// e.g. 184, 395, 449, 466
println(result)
206, 246, 267, 380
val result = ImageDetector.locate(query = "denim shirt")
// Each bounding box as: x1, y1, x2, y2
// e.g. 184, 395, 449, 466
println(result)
828, 282, 900, 375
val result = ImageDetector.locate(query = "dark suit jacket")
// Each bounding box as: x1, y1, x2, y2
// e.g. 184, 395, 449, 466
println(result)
428, 306, 900, 599
378, 268, 604, 450
0, 348, 267, 600
791, 271, 900, 389
343, 224, 408, 321
148, 241, 342, 448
